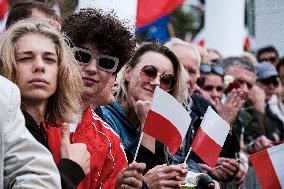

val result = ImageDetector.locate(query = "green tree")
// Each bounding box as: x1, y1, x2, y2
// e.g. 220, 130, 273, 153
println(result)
170, 4, 203, 40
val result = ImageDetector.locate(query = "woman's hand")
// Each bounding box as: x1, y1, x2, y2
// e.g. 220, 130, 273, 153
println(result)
143, 164, 188, 189
116, 162, 146, 189
199, 158, 239, 181
134, 100, 151, 126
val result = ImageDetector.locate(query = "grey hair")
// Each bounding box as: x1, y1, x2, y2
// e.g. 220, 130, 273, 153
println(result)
164, 37, 201, 68
222, 57, 256, 74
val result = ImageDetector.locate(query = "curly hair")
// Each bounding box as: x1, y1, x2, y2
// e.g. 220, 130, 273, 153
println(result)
61, 8, 136, 74
0, 19, 83, 125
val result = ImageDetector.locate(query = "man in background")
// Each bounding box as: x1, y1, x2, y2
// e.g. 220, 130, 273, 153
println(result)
256, 45, 279, 66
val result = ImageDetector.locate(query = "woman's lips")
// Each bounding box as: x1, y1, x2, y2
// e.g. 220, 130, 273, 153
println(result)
144, 87, 155, 93
82, 77, 98, 85
28, 78, 49, 86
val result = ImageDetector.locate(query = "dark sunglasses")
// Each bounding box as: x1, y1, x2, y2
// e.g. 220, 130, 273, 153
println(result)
72, 47, 119, 73
203, 85, 224, 92
259, 77, 279, 87
140, 65, 176, 91
259, 57, 278, 63
200, 63, 224, 76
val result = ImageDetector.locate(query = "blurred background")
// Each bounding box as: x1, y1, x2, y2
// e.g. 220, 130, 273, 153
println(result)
1, 0, 283, 56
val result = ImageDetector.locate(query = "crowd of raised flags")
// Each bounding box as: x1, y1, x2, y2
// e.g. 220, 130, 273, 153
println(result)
143, 87, 284, 189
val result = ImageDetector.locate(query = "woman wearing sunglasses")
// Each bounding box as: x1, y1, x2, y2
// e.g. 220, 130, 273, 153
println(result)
47, 9, 145, 189
99, 42, 190, 188
0, 19, 91, 189
198, 63, 225, 106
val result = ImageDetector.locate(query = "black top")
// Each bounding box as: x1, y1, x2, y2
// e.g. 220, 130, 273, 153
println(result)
95, 105, 166, 173
23, 111, 85, 189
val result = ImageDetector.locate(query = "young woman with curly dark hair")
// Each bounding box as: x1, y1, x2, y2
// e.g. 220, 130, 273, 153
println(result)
45, 8, 146, 189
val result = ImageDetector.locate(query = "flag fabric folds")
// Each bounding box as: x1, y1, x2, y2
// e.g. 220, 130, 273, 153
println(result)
136, 0, 184, 27
143, 87, 191, 155
191, 106, 230, 167
136, 15, 170, 43
249, 143, 284, 189
0, 0, 8, 20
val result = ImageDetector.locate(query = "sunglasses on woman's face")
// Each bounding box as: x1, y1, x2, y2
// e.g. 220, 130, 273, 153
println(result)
140, 65, 175, 91
203, 85, 224, 92
72, 47, 119, 73
259, 57, 278, 63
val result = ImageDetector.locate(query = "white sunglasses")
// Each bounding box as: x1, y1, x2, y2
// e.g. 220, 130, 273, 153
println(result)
72, 47, 119, 73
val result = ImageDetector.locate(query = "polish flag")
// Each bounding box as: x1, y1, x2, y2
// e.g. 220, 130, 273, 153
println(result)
143, 87, 191, 155
191, 106, 230, 167
249, 143, 284, 189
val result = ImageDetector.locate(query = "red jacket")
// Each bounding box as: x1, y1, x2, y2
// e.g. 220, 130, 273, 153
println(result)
45, 106, 128, 188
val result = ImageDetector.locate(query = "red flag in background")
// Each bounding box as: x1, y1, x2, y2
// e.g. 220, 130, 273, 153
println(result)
249, 143, 284, 189
0, 0, 9, 20
136, 0, 184, 27
143, 87, 191, 155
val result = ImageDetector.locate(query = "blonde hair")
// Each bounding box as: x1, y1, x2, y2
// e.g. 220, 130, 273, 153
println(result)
0, 19, 83, 125
116, 42, 189, 107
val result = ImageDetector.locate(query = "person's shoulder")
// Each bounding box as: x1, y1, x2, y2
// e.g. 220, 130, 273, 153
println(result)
0, 76, 20, 117
101, 101, 122, 115
100, 101, 126, 129
191, 93, 211, 105
191, 93, 214, 110
0, 76, 19, 96
90, 108, 122, 140
89, 109, 126, 158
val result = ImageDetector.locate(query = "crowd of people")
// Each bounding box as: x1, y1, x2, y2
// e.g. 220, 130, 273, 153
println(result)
0, 1, 283, 189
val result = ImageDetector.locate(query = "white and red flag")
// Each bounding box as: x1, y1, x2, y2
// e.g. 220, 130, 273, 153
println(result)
143, 87, 191, 155
249, 143, 284, 189
191, 106, 230, 167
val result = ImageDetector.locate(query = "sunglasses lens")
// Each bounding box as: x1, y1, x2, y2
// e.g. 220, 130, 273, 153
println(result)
203, 85, 213, 91
140, 65, 157, 81
203, 85, 223, 92
98, 57, 117, 71
200, 64, 211, 73
74, 50, 92, 64
214, 65, 224, 76
270, 57, 277, 62
260, 57, 277, 62
160, 74, 175, 91
216, 86, 224, 92
140, 65, 175, 91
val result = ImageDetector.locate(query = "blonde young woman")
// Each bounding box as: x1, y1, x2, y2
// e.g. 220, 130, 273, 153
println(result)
100, 42, 190, 188
0, 19, 90, 189
1, 18, 146, 189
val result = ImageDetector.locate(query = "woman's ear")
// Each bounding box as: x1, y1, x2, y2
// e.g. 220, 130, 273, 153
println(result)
124, 66, 132, 82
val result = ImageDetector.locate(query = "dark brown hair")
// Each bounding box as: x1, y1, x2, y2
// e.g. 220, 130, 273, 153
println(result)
61, 8, 135, 74
6, 1, 58, 28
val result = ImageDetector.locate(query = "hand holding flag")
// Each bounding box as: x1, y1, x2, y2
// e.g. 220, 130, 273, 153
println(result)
134, 87, 191, 159
191, 106, 230, 167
